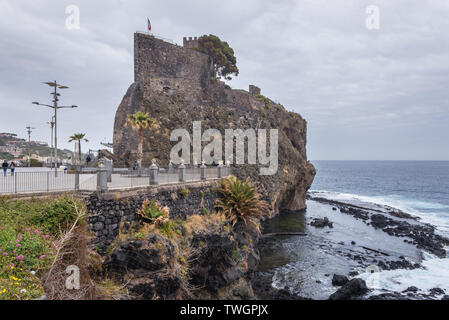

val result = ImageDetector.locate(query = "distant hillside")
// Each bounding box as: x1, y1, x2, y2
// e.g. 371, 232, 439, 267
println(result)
0, 133, 71, 161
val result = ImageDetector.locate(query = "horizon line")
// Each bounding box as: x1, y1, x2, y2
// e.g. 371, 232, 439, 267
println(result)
310, 159, 449, 162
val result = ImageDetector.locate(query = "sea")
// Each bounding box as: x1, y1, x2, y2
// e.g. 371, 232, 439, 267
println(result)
310, 160, 449, 295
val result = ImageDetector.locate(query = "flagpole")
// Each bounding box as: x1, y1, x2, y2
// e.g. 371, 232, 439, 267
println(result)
147, 18, 152, 35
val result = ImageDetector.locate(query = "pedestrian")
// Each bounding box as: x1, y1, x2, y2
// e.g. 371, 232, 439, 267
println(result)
2, 160, 8, 177
9, 161, 16, 176
86, 154, 91, 166
133, 160, 138, 171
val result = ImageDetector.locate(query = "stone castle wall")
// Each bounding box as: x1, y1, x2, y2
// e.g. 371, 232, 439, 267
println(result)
134, 33, 213, 100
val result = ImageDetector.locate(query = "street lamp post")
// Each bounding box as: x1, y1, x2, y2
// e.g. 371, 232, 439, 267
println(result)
25, 126, 36, 167
32, 81, 78, 176
46, 116, 55, 170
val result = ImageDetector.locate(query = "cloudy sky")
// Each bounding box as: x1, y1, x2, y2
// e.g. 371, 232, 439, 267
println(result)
1, 0, 448, 160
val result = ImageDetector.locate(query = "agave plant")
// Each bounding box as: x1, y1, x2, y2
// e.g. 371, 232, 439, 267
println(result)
137, 200, 169, 225
215, 175, 269, 231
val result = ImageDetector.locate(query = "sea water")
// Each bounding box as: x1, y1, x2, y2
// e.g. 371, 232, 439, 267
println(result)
311, 160, 449, 296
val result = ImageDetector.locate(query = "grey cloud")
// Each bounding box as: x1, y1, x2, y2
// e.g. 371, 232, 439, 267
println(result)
0, 0, 448, 160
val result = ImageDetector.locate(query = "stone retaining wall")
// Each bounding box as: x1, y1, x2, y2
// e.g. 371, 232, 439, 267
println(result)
86, 180, 220, 251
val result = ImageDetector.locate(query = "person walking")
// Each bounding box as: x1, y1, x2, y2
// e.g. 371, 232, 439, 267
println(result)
2, 160, 8, 177
86, 154, 91, 166
9, 161, 16, 176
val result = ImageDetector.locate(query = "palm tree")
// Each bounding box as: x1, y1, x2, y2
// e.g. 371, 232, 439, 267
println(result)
126, 111, 156, 168
68, 133, 88, 163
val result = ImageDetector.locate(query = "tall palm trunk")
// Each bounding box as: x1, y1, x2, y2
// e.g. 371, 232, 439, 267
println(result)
78, 140, 82, 162
73, 142, 77, 164
137, 128, 143, 168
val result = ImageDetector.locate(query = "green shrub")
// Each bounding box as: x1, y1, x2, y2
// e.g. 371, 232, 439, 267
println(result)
29, 159, 43, 167
29, 198, 80, 235
133, 232, 145, 240
0, 196, 82, 236
137, 200, 169, 225
180, 188, 190, 197
215, 176, 269, 230
157, 220, 183, 239
231, 249, 239, 261
255, 94, 272, 110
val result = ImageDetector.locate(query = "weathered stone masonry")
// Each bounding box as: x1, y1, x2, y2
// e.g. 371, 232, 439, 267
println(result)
133, 32, 213, 101
86, 180, 219, 251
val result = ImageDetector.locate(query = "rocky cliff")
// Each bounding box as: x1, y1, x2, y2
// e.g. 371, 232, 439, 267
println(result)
113, 33, 315, 212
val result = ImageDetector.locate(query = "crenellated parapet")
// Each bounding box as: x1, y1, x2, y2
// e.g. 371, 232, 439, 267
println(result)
183, 36, 199, 49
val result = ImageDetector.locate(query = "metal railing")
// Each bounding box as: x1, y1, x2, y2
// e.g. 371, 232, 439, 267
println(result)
0, 171, 76, 194
0, 164, 231, 195
104, 165, 230, 191
135, 31, 175, 44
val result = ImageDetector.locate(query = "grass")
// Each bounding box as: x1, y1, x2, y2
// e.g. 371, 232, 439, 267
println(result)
96, 278, 129, 300
0, 196, 80, 236
158, 220, 183, 239
255, 94, 273, 110
0, 196, 85, 300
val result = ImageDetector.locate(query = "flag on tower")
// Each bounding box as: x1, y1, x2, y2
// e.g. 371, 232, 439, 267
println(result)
147, 18, 152, 32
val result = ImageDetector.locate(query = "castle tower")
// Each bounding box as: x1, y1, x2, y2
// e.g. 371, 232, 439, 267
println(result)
133, 32, 213, 100
183, 36, 199, 49
249, 85, 261, 96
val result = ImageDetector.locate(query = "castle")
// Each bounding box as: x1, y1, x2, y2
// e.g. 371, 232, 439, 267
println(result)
133, 32, 261, 100
113, 31, 315, 212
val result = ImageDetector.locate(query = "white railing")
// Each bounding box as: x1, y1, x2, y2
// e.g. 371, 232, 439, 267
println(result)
0, 165, 230, 195
0, 171, 76, 194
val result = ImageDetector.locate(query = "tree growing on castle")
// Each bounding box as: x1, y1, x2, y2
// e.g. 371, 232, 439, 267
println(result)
196, 35, 239, 80
126, 111, 157, 168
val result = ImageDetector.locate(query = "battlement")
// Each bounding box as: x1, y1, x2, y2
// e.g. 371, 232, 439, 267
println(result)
183, 36, 199, 49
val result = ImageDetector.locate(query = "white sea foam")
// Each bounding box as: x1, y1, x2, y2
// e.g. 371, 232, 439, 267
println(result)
309, 189, 449, 296
309, 190, 449, 236
359, 253, 449, 295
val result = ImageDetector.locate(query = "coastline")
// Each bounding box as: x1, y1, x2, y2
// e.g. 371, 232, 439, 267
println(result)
253, 192, 449, 300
